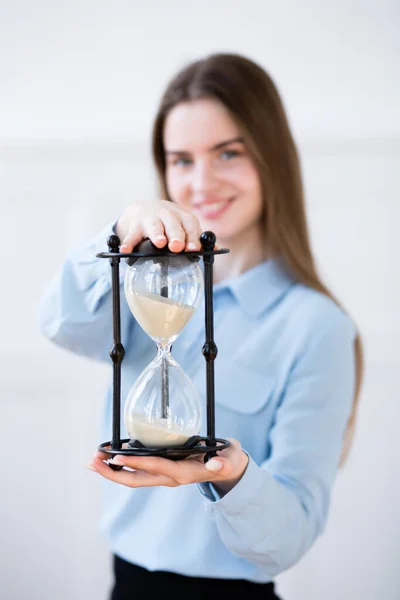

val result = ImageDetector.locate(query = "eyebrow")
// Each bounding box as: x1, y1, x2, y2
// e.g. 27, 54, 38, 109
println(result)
165, 136, 244, 155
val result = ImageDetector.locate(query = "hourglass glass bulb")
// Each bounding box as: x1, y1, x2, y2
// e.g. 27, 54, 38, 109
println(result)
124, 240, 203, 345
124, 349, 202, 447
123, 239, 204, 448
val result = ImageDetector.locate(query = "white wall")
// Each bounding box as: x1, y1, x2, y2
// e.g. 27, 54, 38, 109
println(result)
1, 2, 399, 599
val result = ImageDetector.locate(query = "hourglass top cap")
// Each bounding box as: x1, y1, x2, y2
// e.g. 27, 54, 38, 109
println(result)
100, 232, 229, 263
125, 238, 201, 266
125, 232, 232, 266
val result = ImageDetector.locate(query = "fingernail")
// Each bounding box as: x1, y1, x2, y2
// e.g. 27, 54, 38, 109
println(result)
86, 463, 97, 472
155, 234, 166, 240
187, 243, 197, 250
205, 459, 223, 472
110, 455, 125, 466
120, 244, 128, 252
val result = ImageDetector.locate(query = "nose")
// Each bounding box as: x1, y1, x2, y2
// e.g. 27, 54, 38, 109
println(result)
191, 159, 219, 195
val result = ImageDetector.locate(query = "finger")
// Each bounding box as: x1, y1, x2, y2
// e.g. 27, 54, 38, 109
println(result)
88, 456, 177, 488
92, 451, 177, 476
215, 437, 241, 457
171, 454, 236, 484
120, 227, 144, 253
180, 214, 202, 251
107, 453, 210, 485
141, 217, 167, 248
158, 210, 186, 252
204, 456, 235, 478
108, 454, 179, 478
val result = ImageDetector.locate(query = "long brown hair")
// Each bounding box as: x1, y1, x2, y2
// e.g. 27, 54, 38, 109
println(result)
151, 53, 363, 466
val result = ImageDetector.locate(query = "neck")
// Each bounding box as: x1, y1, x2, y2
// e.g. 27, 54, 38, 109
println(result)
213, 223, 266, 283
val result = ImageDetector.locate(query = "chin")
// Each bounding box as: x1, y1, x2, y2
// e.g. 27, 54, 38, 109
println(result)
203, 227, 236, 245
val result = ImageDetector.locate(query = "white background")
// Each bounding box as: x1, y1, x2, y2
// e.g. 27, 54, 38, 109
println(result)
1, 1, 399, 599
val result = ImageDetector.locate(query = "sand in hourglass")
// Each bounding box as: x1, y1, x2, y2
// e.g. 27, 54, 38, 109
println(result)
127, 414, 197, 447
125, 292, 195, 339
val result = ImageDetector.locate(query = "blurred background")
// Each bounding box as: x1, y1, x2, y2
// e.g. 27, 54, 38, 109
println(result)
1, 1, 399, 599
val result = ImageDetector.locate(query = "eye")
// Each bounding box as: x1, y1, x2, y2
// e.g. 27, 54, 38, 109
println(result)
220, 149, 241, 160
171, 156, 192, 167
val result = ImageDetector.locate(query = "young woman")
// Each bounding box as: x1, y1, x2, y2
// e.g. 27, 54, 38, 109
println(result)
39, 53, 363, 598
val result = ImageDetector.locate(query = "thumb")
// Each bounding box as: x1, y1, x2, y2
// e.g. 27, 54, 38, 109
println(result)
204, 457, 232, 475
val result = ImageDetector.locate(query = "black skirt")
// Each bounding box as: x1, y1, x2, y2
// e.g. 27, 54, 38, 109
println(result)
110, 554, 282, 599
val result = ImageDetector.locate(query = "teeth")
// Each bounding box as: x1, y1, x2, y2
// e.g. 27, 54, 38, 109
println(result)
200, 201, 228, 210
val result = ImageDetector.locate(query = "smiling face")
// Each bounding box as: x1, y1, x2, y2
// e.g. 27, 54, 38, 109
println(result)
163, 98, 264, 246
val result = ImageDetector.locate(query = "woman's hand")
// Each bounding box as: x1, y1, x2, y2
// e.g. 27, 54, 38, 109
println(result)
87, 438, 249, 496
115, 200, 204, 254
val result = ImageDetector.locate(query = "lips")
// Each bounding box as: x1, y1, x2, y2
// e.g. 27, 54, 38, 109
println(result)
193, 197, 234, 219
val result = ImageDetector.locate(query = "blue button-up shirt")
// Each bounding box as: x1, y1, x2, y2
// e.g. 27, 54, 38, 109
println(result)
39, 221, 356, 583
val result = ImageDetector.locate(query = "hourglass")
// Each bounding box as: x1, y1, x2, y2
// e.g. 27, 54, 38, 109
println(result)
96, 231, 231, 465
123, 238, 203, 451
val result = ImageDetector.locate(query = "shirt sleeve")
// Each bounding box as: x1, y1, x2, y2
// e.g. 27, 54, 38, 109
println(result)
198, 310, 356, 576
38, 220, 132, 363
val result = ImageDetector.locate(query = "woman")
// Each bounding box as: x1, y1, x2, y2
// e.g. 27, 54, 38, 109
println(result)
39, 53, 363, 598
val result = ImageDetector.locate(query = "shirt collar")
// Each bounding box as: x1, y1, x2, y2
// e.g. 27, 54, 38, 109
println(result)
213, 256, 294, 318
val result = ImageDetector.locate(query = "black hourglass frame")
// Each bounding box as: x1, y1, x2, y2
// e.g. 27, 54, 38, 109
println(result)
96, 231, 231, 465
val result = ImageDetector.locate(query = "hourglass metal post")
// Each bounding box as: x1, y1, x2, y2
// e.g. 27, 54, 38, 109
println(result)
160, 260, 169, 419
107, 235, 125, 453
200, 232, 218, 454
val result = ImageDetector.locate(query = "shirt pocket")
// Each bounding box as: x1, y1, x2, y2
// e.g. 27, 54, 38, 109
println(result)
214, 358, 275, 415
